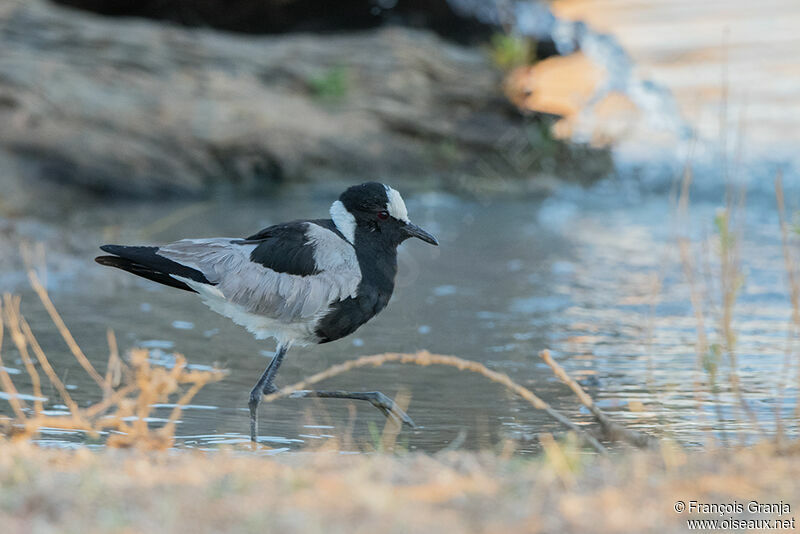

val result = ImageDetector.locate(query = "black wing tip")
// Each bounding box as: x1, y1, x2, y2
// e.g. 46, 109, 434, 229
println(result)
99, 244, 127, 254
95, 255, 120, 266
94, 254, 199, 293
99, 244, 156, 254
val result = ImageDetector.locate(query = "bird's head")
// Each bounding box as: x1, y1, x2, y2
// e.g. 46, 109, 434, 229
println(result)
330, 182, 438, 247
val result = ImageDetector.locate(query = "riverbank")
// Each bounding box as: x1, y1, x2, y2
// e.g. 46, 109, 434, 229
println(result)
0, 0, 614, 212
1, 438, 798, 533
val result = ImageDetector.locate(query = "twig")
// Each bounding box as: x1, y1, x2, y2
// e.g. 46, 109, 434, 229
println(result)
84, 385, 137, 419
263, 351, 608, 454
4, 295, 44, 414
0, 299, 26, 420
105, 328, 125, 391
677, 163, 728, 445
775, 174, 800, 422
540, 350, 658, 449
159, 380, 208, 440
26, 268, 110, 394
716, 201, 763, 438
380, 390, 410, 452
18, 314, 83, 420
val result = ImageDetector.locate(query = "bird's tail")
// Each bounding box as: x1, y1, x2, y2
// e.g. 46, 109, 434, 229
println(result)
95, 244, 207, 293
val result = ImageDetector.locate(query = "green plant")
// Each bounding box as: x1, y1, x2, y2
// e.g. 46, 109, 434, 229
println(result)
433, 140, 461, 166
309, 66, 350, 103
488, 33, 536, 71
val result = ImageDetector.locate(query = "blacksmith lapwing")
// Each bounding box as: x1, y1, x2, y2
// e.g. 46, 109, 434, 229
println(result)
95, 182, 438, 442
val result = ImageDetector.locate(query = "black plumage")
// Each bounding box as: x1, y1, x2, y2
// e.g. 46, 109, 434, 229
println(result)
315, 222, 398, 343
240, 222, 321, 277
234, 219, 350, 278
95, 245, 213, 292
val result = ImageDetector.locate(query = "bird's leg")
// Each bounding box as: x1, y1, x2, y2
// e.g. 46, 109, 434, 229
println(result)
287, 390, 416, 429
249, 344, 288, 443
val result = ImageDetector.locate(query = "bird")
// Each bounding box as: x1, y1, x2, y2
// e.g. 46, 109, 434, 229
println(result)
95, 182, 438, 442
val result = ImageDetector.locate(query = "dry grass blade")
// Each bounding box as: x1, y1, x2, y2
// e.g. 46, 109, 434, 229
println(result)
159, 380, 210, 440
105, 328, 125, 390
0, 299, 26, 421
26, 268, 110, 395
538, 432, 575, 486
84, 385, 137, 419
775, 174, 800, 420
715, 192, 763, 438
540, 350, 657, 449
676, 162, 743, 443
3, 294, 44, 415
380, 390, 410, 452
776, 178, 800, 331
262, 351, 609, 454
137, 201, 210, 240
105, 349, 224, 449
676, 164, 711, 419
18, 314, 83, 420
540, 350, 594, 408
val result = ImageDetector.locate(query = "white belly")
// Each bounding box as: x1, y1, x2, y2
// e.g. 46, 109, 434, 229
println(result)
177, 277, 320, 347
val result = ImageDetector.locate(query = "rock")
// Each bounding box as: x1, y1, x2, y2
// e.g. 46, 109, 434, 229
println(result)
505, 53, 604, 119
504, 52, 641, 146
0, 1, 611, 206
0, 2, 476, 197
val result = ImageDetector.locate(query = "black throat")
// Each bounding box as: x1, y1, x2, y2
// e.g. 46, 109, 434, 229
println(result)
352, 224, 399, 294
313, 221, 399, 344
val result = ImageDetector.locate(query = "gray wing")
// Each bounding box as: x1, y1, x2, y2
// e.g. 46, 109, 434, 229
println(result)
158, 223, 361, 323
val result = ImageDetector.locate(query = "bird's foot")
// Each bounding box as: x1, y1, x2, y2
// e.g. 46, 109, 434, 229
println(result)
261, 382, 278, 396
363, 391, 417, 429
289, 390, 417, 429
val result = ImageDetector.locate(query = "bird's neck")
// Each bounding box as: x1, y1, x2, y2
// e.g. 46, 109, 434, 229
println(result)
353, 227, 398, 292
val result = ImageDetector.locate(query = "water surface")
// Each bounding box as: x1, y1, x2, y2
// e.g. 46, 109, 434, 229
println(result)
3, 178, 799, 452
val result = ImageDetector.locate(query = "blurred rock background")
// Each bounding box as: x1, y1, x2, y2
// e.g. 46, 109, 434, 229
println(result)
0, 0, 630, 211
2, 0, 797, 212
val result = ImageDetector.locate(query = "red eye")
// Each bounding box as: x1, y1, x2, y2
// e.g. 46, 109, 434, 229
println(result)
377, 210, 390, 220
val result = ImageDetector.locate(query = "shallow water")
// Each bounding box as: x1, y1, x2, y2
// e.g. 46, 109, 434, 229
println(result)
2, 176, 799, 453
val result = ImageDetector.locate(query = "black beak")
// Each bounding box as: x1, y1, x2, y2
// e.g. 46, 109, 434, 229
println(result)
404, 222, 439, 246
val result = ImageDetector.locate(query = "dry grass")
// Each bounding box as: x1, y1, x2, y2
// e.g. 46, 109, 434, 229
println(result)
0, 268, 224, 450
0, 436, 799, 533
775, 174, 800, 425
673, 163, 792, 443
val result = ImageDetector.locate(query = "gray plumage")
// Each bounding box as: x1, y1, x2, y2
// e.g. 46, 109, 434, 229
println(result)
158, 222, 361, 344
